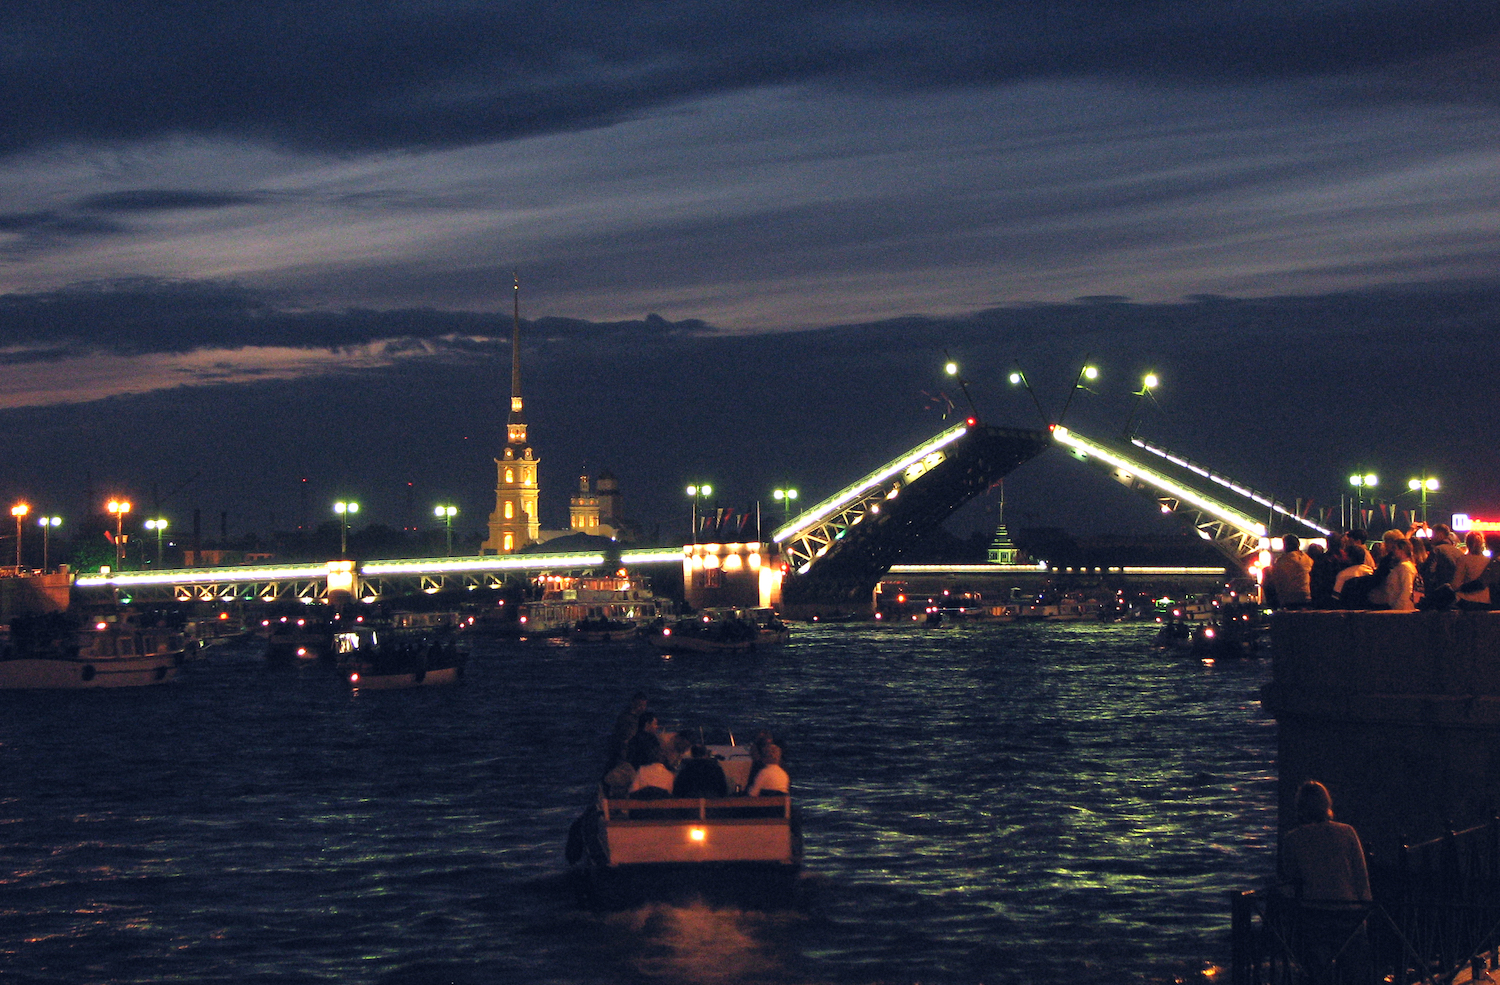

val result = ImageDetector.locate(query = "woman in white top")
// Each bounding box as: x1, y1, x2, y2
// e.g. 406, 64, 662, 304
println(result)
1370, 536, 1417, 611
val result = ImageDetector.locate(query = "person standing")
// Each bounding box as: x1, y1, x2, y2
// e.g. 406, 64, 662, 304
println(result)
1266, 536, 1314, 609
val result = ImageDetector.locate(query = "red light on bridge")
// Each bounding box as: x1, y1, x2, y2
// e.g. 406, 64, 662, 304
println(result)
966, 417, 977, 426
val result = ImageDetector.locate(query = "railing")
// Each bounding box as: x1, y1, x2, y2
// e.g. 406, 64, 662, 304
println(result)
1232, 819, 1500, 985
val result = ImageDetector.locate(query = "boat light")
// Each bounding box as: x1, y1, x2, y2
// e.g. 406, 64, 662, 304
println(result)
349, 673, 360, 684
688, 827, 707, 843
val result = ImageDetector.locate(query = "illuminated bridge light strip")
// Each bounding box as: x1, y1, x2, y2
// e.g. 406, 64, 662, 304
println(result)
1053, 426, 1266, 539
1129, 437, 1332, 536
76, 563, 331, 588
362, 549, 683, 576
887, 563, 1227, 575
772, 421, 971, 544
77, 549, 687, 590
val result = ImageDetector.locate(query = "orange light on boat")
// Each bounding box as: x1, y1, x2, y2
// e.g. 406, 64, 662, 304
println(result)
688, 827, 707, 843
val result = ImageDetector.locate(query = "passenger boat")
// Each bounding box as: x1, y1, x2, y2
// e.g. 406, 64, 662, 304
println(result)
566, 738, 801, 907
0, 610, 188, 689
335, 625, 467, 690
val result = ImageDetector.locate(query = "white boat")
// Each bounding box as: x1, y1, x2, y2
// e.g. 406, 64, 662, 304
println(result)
566, 739, 801, 906
0, 611, 187, 689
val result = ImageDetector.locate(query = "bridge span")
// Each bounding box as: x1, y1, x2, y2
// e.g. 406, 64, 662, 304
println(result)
69, 417, 1324, 609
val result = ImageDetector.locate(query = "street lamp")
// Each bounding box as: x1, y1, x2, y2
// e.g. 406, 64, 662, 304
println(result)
107, 499, 131, 568
772, 487, 799, 520
1407, 475, 1440, 525
943, 352, 978, 419
37, 515, 61, 571
10, 503, 28, 569
1057, 357, 1099, 427
144, 518, 169, 566
1122, 372, 1160, 438
434, 505, 458, 556
334, 501, 359, 557
686, 483, 712, 545
1348, 473, 1377, 528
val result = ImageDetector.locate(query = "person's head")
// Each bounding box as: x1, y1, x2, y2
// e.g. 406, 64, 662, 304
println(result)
1434, 523, 1454, 545
1295, 780, 1335, 824
1350, 529, 1369, 546
762, 744, 783, 766
1467, 531, 1488, 555
1284, 535, 1301, 553
1307, 542, 1325, 558
690, 744, 711, 759
637, 712, 659, 733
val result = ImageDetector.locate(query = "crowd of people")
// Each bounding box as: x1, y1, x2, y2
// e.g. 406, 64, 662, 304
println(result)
599, 692, 790, 800
1264, 525, 1495, 611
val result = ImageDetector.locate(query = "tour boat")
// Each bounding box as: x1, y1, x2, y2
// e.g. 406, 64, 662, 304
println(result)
0, 610, 188, 689
566, 739, 801, 906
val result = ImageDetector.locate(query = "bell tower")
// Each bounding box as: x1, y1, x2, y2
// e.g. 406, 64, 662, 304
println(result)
483, 275, 540, 554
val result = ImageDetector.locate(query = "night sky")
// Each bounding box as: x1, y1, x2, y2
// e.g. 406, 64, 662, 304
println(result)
2, 3, 1498, 550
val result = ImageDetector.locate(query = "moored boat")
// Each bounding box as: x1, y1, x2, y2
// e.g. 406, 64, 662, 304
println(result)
0, 610, 187, 689
646, 608, 790, 653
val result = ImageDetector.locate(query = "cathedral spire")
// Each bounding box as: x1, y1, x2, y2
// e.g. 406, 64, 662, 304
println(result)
509, 272, 524, 425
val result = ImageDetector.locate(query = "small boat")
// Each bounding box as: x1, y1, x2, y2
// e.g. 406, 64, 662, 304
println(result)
0, 610, 187, 689
566, 736, 801, 907
336, 626, 467, 690
571, 617, 639, 643
646, 608, 789, 653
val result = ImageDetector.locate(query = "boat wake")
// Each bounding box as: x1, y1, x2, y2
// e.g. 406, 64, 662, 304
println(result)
608, 900, 800, 985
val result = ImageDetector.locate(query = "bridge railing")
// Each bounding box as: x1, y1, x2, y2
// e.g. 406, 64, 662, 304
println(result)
1231, 819, 1500, 985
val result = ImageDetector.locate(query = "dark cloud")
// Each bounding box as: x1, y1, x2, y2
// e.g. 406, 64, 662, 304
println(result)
0, 278, 715, 356
1, 2, 1495, 158
77, 189, 269, 212
3, 277, 1499, 547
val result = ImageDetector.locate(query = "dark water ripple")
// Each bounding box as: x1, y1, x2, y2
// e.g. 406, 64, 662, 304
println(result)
0, 620, 1276, 984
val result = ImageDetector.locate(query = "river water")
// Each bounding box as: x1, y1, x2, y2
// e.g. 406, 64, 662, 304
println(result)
0, 620, 1278, 985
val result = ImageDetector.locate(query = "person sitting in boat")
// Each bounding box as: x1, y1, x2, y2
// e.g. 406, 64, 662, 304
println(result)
625, 712, 664, 768
606, 692, 649, 766
601, 759, 636, 798
663, 732, 692, 772
628, 748, 675, 799
672, 745, 729, 798
747, 744, 789, 796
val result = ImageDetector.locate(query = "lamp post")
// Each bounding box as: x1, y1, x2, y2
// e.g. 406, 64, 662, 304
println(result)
1407, 475, 1439, 526
1348, 473, 1377, 529
1057, 357, 1099, 427
943, 352, 979, 420
1121, 372, 1159, 438
1008, 362, 1051, 427
107, 499, 131, 568
686, 484, 712, 545
10, 503, 28, 569
37, 515, 60, 571
144, 518, 168, 566
434, 505, 458, 556
772, 487, 799, 520
334, 501, 359, 557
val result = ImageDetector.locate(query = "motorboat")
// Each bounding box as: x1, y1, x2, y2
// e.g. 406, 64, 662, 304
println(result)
566, 737, 801, 907
336, 625, 467, 690
0, 610, 187, 689
571, 617, 640, 643
646, 608, 790, 653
